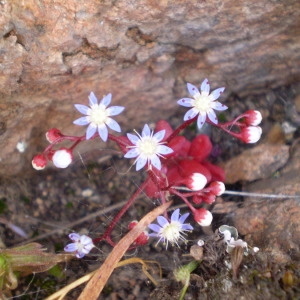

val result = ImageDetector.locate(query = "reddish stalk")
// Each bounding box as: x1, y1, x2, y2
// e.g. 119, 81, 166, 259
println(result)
93, 177, 151, 245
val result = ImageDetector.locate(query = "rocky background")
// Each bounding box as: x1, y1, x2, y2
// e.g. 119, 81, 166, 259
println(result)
0, 0, 300, 176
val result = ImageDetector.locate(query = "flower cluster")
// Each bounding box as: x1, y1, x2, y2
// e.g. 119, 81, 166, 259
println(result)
31, 78, 263, 254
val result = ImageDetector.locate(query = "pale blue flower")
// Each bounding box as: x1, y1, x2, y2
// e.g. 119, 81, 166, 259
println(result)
124, 124, 173, 171
64, 233, 94, 258
178, 79, 227, 129
148, 209, 193, 248
73, 92, 124, 141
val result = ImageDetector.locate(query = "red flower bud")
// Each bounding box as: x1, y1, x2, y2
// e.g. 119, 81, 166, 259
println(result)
243, 110, 262, 126
208, 181, 225, 196
184, 173, 207, 191
32, 154, 47, 170
128, 220, 149, 246
202, 193, 216, 204
240, 126, 262, 144
193, 208, 213, 227
46, 128, 62, 143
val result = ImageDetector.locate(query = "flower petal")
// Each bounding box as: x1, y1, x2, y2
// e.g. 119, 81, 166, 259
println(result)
181, 224, 193, 231
210, 87, 225, 101
150, 155, 162, 170
187, 83, 200, 97
179, 212, 189, 224
86, 123, 97, 140
207, 109, 218, 124
177, 98, 193, 107
73, 116, 90, 126
157, 216, 169, 227
74, 104, 90, 115
69, 233, 80, 241
124, 148, 140, 158
135, 157, 147, 171
106, 106, 125, 116
100, 93, 112, 107
171, 209, 180, 222
211, 101, 228, 111
196, 113, 207, 129
200, 78, 210, 96
89, 92, 98, 106
153, 130, 165, 142
148, 224, 162, 233
80, 235, 93, 245
157, 145, 173, 155
98, 124, 108, 142
76, 252, 85, 258
64, 243, 78, 252
183, 108, 198, 121
127, 133, 139, 145
106, 117, 121, 132
142, 124, 151, 137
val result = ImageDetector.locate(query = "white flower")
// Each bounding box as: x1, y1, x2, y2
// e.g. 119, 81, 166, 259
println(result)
124, 124, 173, 171
148, 209, 193, 248
228, 237, 248, 250
219, 226, 248, 254
52, 148, 73, 168
177, 79, 227, 129
73, 92, 124, 141
64, 233, 94, 258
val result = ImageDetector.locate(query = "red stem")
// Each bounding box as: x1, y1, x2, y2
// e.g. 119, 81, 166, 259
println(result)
170, 188, 196, 213
93, 177, 151, 245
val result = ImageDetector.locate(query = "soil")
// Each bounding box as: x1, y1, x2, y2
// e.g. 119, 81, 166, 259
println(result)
1, 83, 300, 299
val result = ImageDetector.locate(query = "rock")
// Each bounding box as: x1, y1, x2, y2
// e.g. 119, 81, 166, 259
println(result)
0, 0, 300, 175
221, 143, 290, 184
233, 143, 300, 264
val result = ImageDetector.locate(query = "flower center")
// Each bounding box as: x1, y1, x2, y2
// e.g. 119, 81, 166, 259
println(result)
137, 137, 159, 157
193, 94, 211, 112
90, 106, 108, 125
75, 241, 84, 252
161, 222, 181, 244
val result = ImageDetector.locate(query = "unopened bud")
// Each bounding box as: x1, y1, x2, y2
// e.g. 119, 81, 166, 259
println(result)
128, 220, 138, 230
134, 231, 149, 246
32, 154, 47, 170
209, 181, 225, 196
243, 110, 262, 126
46, 128, 62, 143
185, 173, 207, 191
52, 148, 73, 168
193, 208, 213, 227
241, 126, 262, 143
128, 221, 149, 245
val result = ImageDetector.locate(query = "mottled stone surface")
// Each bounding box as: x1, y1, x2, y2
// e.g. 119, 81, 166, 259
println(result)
230, 143, 300, 264
221, 143, 290, 184
0, 0, 300, 175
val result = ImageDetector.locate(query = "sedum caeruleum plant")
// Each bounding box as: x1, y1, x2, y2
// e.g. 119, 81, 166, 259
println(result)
30, 78, 262, 296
